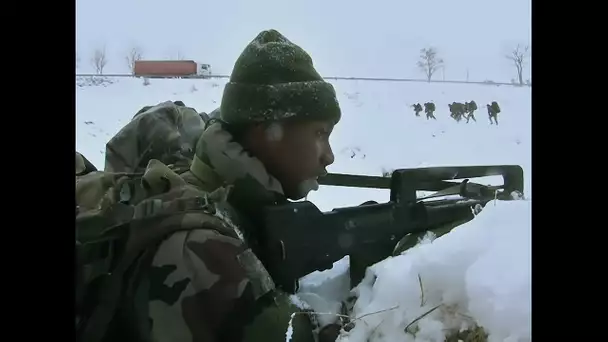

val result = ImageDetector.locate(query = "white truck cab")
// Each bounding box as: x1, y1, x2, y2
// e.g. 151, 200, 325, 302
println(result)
197, 63, 212, 77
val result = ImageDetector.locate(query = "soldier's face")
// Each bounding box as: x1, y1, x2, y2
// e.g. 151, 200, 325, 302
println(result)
256, 119, 336, 199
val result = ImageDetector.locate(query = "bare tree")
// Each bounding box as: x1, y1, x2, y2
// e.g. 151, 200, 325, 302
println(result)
125, 45, 144, 74
91, 46, 108, 74
505, 44, 530, 85
417, 47, 444, 82
176, 50, 186, 60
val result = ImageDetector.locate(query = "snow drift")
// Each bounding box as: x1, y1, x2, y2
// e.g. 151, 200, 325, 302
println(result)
294, 199, 531, 342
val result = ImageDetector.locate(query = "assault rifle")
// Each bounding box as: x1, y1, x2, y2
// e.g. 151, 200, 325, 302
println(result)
256, 165, 524, 294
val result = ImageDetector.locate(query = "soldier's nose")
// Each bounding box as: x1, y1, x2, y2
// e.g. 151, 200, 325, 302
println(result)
321, 145, 335, 167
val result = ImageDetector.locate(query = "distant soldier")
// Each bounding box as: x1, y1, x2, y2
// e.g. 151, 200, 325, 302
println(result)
412, 103, 423, 117
424, 102, 436, 120
447, 103, 454, 121
487, 101, 501, 125
448, 102, 466, 122
464, 100, 478, 123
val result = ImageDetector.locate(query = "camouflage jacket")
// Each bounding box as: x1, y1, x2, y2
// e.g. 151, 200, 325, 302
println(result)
93, 104, 330, 342
146, 122, 323, 342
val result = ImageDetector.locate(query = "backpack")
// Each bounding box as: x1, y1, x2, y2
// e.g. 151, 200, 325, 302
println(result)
426, 102, 435, 111
469, 101, 478, 111
491, 101, 501, 114
105, 100, 205, 174
76, 157, 239, 342
76, 101, 222, 342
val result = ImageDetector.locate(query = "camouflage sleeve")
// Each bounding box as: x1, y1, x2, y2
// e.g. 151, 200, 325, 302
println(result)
148, 227, 317, 342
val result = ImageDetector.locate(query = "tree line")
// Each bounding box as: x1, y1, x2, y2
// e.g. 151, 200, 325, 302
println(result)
76, 44, 185, 75
76, 43, 531, 86
417, 44, 531, 86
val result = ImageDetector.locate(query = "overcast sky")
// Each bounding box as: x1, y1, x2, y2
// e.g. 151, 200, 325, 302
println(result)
76, 0, 531, 82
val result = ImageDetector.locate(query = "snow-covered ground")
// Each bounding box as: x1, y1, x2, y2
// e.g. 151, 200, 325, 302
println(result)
297, 200, 531, 342
76, 76, 531, 342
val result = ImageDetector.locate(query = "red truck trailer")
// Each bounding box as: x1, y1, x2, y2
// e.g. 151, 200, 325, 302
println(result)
133, 60, 211, 78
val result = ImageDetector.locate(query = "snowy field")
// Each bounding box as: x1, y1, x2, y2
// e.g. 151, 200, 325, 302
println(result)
76, 76, 531, 342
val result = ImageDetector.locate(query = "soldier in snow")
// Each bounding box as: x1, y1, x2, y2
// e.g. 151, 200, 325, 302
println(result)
412, 103, 423, 117
448, 102, 466, 122
464, 100, 478, 123
76, 29, 345, 342
424, 101, 437, 120
487, 101, 501, 125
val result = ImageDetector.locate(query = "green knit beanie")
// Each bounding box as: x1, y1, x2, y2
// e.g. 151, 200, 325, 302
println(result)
220, 29, 341, 125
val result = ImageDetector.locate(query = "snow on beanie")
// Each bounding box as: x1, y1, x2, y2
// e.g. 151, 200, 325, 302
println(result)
220, 29, 342, 125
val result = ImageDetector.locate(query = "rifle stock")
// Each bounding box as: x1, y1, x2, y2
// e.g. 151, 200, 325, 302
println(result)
256, 165, 524, 294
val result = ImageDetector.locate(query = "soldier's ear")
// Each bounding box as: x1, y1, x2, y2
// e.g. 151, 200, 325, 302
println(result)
263, 122, 285, 143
